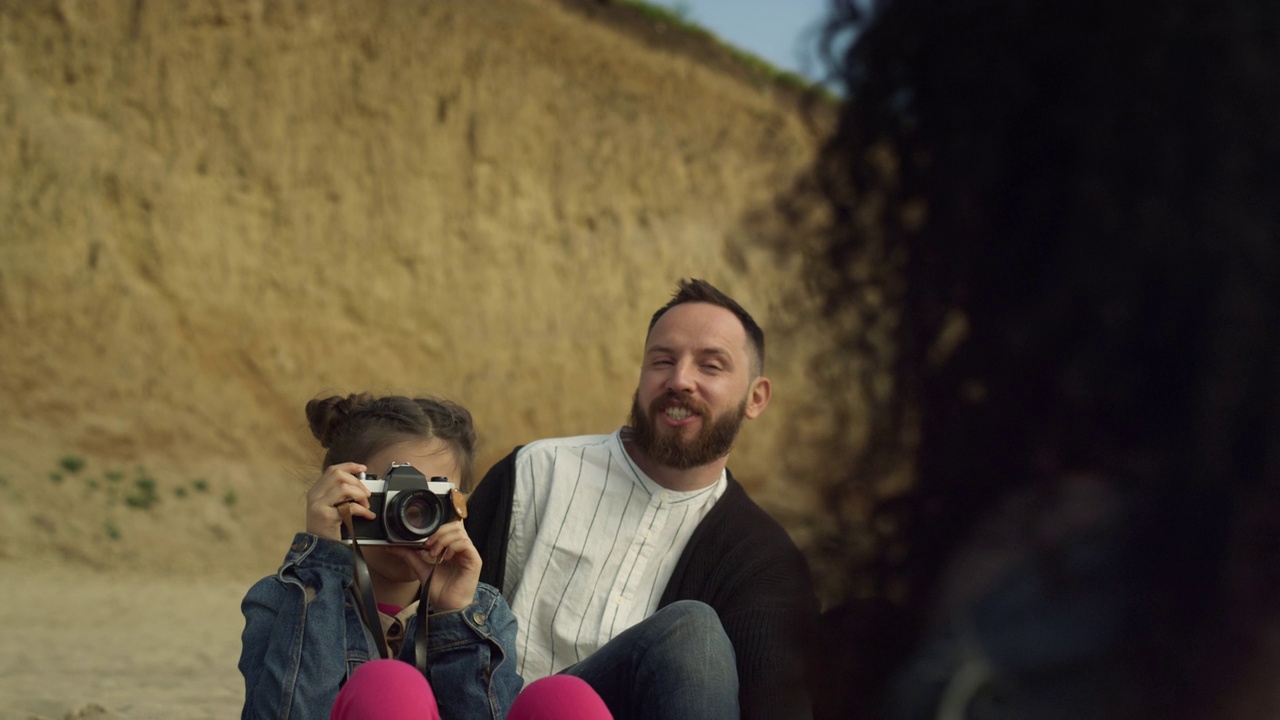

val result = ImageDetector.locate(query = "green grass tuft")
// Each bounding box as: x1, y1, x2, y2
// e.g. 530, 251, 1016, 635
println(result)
616, 0, 828, 96
125, 477, 159, 509
619, 0, 700, 29
59, 455, 86, 473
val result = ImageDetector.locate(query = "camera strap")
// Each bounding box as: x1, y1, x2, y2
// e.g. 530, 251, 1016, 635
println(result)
338, 488, 467, 681
413, 570, 431, 675
340, 509, 433, 678
351, 537, 433, 678
342, 509, 392, 662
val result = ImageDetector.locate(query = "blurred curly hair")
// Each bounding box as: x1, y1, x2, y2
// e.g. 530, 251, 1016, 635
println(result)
814, 0, 1280, 714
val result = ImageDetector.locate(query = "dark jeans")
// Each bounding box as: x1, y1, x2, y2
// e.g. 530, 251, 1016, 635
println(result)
562, 600, 740, 720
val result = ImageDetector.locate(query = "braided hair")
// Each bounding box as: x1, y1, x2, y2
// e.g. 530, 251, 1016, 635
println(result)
305, 393, 478, 489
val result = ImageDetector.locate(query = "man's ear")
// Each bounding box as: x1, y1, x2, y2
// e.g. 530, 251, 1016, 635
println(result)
744, 375, 772, 419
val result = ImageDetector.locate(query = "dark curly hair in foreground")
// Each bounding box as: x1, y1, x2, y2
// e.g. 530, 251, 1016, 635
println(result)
813, 0, 1279, 717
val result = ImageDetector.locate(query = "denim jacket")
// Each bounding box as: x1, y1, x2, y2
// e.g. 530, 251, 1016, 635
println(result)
239, 533, 522, 720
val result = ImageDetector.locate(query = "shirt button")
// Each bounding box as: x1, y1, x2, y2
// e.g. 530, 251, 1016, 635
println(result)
614, 596, 623, 605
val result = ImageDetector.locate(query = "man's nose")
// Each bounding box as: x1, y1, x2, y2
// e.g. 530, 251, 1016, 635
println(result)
666, 360, 696, 393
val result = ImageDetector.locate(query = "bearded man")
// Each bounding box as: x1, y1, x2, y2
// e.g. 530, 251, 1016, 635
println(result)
467, 279, 820, 720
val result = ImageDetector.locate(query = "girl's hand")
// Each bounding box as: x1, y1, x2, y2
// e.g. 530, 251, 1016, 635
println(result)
388, 520, 481, 612
305, 462, 374, 541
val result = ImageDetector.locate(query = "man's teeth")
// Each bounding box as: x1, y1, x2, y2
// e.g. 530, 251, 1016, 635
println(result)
665, 407, 692, 420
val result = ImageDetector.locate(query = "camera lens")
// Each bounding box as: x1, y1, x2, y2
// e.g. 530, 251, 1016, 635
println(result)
385, 489, 444, 542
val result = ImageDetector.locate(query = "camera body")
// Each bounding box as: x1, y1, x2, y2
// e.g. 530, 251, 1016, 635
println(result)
342, 462, 462, 545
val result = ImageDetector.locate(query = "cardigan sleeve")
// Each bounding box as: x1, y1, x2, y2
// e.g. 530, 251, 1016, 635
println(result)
467, 446, 521, 591
718, 553, 819, 720
662, 477, 822, 720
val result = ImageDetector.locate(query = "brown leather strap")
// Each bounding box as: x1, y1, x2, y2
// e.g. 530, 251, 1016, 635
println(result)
342, 508, 391, 661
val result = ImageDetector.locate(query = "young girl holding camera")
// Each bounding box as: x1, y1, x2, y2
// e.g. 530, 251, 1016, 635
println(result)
238, 393, 610, 720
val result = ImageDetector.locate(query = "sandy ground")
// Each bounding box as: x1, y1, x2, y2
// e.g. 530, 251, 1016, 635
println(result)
0, 561, 253, 720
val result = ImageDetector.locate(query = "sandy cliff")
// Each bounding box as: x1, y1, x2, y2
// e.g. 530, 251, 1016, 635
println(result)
0, 0, 854, 600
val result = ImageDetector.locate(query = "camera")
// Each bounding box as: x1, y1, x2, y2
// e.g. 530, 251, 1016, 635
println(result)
341, 462, 464, 545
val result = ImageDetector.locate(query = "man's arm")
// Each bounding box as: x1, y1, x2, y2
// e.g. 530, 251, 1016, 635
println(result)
718, 557, 819, 720
664, 480, 821, 720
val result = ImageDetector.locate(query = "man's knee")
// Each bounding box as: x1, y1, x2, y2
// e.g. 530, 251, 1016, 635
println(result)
565, 601, 739, 718
643, 601, 736, 675
651, 600, 724, 637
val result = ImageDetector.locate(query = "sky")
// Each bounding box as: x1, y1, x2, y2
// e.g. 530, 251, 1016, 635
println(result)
646, 0, 836, 84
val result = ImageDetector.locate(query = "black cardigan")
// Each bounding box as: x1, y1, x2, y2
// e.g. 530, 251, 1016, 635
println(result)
467, 446, 820, 720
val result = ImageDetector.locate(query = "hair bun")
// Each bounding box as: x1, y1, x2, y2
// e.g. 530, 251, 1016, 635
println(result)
305, 393, 374, 448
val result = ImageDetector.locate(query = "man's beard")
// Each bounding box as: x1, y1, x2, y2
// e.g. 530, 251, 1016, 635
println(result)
627, 391, 747, 470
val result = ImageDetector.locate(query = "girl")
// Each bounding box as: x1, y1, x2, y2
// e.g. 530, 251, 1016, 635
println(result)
238, 393, 519, 720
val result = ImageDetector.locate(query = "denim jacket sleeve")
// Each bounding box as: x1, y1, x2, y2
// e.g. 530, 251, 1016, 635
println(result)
239, 533, 522, 720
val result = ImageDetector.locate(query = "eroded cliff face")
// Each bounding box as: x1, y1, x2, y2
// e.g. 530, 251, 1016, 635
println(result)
0, 0, 851, 601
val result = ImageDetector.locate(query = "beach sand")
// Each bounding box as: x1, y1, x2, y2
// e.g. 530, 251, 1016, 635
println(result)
0, 561, 253, 720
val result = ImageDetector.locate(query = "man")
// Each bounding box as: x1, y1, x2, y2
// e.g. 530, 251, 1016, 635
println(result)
467, 279, 819, 720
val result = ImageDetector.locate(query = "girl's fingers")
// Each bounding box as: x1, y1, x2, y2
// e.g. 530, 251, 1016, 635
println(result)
334, 500, 377, 521
330, 482, 373, 509
425, 520, 470, 550
305, 463, 374, 539
318, 475, 373, 508
309, 465, 369, 503
385, 546, 440, 585
316, 462, 366, 486
427, 537, 480, 571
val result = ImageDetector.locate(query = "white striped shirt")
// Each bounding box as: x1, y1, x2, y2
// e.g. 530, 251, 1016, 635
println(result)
503, 430, 727, 680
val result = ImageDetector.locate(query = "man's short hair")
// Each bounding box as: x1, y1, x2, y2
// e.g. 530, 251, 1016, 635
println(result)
647, 278, 766, 376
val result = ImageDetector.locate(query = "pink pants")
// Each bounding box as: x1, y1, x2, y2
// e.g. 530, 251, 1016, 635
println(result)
330, 659, 612, 720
